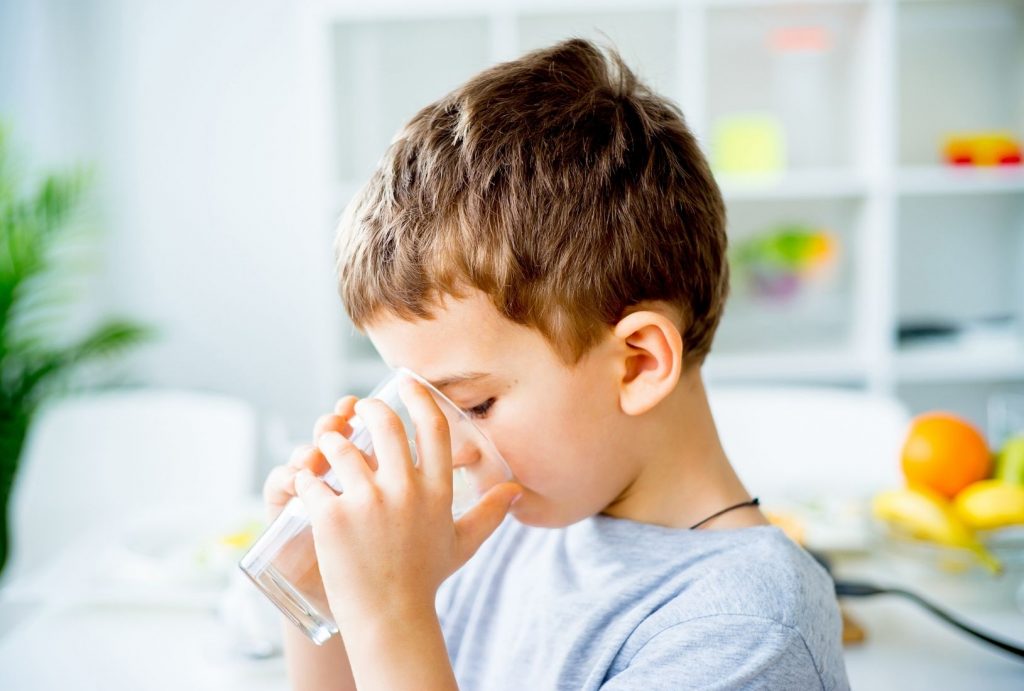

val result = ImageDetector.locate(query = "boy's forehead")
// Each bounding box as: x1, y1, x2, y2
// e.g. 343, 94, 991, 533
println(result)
364, 291, 532, 381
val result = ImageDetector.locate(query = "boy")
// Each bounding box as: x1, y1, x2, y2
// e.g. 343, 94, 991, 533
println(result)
263, 39, 850, 690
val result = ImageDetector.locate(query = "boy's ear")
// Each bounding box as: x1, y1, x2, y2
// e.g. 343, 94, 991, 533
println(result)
613, 309, 683, 416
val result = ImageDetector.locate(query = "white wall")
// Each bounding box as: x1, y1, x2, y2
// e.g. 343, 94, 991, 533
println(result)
1, 0, 342, 486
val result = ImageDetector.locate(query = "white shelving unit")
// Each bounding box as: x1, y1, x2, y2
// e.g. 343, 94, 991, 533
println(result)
304, 0, 1024, 427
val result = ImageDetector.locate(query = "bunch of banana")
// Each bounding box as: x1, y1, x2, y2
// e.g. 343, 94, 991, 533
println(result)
953, 480, 1024, 531
872, 486, 1002, 574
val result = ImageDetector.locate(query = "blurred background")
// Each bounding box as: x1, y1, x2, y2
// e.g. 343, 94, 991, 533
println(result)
1, 1, 1023, 688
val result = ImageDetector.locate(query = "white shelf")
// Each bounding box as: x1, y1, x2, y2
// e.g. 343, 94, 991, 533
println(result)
704, 349, 866, 384
717, 169, 869, 201
896, 330, 1024, 383
897, 166, 1024, 197
704, 0, 862, 7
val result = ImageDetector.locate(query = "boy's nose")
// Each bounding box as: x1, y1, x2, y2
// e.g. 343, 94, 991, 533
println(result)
452, 442, 483, 469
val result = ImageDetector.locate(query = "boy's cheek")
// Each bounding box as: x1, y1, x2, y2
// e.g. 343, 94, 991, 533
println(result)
485, 425, 549, 492
485, 392, 601, 492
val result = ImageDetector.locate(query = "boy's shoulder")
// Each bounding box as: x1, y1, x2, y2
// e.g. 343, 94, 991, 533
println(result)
571, 515, 830, 613
653, 521, 835, 627
569, 517, 844, 689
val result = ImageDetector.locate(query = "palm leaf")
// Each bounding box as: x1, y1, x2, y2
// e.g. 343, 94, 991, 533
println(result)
8, 320, 152, 410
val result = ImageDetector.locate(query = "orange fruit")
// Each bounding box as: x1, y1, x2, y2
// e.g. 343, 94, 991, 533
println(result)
901, 412, 992, 499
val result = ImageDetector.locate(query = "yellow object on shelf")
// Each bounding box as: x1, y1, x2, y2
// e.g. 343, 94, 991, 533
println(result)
942, 131, 1022, 166
712, 114, 785, 174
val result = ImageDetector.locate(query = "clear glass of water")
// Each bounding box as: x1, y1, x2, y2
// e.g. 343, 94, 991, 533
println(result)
238, 367, 513, 645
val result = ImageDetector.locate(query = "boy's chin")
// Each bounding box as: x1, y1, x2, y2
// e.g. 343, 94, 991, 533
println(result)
506, 500, 589, 529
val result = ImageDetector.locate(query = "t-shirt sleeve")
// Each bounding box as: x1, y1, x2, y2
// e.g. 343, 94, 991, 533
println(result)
600, 614, 830, 691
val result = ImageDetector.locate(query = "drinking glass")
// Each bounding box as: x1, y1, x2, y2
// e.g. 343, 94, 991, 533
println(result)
239, 367, 512, 644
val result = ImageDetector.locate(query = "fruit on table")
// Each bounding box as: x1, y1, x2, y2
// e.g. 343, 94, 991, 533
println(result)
901, 412, 992, 499
872, 486, 1002, 574
953, 479, 1024, 531
995, 434, 1024, 485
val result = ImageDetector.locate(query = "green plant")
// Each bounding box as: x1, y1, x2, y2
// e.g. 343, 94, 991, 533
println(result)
0, 126, 150, 576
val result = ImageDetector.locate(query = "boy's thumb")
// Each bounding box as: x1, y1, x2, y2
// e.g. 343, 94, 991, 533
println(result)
454, 482, 523, 566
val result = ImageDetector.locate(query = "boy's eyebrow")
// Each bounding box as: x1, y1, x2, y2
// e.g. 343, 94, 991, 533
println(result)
428, 371, 491, 390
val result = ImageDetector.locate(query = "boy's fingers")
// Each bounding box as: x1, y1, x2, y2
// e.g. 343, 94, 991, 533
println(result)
313, 397, 378, 471
288, 444, 330, 475
293, 469, 340, 519
312, 396, 358, 438
353, 398, 414, 485
334, 395, 358, 416
288, 444, 314, 466
398, 376, 453, 487
454, 482, 523, 566
263, 464, 299, 503
317, 431, 375, 493
313, 413, 353, 443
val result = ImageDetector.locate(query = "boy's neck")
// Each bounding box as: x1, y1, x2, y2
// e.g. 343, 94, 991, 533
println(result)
599, 367, 768, 531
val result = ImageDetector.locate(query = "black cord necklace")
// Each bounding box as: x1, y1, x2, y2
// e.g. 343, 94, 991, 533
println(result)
689, 497, 760, 530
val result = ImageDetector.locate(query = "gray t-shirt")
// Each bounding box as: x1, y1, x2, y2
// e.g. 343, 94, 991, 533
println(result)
436, 513, 850, 690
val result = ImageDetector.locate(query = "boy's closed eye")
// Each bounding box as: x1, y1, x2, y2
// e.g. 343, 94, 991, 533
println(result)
462, 397, 496, 420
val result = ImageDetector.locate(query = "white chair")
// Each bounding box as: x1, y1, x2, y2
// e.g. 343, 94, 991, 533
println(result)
2, 388, 258, 589
707, 385, 911, 504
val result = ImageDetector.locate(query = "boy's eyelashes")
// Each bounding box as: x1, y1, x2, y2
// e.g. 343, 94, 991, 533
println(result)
461, 397, 496, 420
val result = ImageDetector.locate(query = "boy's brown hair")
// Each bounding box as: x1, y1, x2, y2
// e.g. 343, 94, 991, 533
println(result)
336, 38, 728, 371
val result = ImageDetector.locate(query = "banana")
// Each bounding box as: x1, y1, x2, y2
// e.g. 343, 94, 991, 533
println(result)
954, 480, 1024, 531
872, 486, 1002, 574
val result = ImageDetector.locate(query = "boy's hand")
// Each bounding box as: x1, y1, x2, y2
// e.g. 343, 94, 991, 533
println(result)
262, 395, 364, 523
293, 377, 523, 632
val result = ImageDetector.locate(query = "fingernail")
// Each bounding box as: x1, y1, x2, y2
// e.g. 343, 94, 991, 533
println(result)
511, 491, 524, 506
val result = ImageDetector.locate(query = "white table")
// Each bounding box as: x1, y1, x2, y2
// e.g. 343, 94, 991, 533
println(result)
843, 596, 1023, 690
0, 500, 293, 690
835, 552, 1024, 689
3, 581, 1022, 690
0, 598, 289, 690
2, 513, 1023, 689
